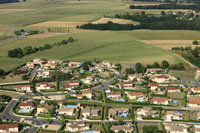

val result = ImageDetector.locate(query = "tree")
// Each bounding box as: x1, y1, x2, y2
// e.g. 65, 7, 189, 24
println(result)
192, 48, 199, 58
135, 63, 144, 73
0, 69, 5, 76
68, 37, 75, 43
142, 125, 158, 133
14, 30, 22, 36
153, 62, 160, 68
193, 40, 199, 45
162, 60, 169, 69
23, 46, 33, 55
125, 68, 135, 74
118, 130, 123, 133
161, 11, 165, 15
22, 75, 29, 80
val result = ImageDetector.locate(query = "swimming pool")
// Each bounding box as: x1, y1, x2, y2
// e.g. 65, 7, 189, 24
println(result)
137, 99, 144, 102
118, 99, 125, 102
19, 109, 31, 113
84, 131, 95, 133
65, 105, 77, 109
120, 113, 128, 117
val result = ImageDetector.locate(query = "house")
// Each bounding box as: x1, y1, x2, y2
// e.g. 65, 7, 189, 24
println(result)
26, 62, 35, 69
15, 85, 32, 92
146, 68, 162, 74
137, 107, 158, 119
152, 75, 170, 83
82, 90, 92, 99
196, 68, 200, 77
36, 82, 55, 92
194, 125, 200, 133
192, 87, 200, 93
68, 62, 82, 67
81, 76, 95, 84
43, 63, 57, 69
82, 108, 100, 117
119, 82, 134, 89
37, 70, 51, 78
188, 98, 200, 108
165, 111, 183, 121
18, 99, 36, 110
108, 108, 129, 118
33, 58, 44, 64
128, 92, 146, 100
128, 74, 143, 81
65, 122, 90, 132
197, 112, 200, 120
47, 59, 63, 65
56, 108, 76, 116
148, 83, 165, 91
107, 91, 121, 99
0, 124, 18, 133
64, 80, 80, 90
152, 97, 169, 105
101, 61, 112, 68
168, 86, 182, 93
164, 124, 188, 133
37, 104, 54, 114
111, 125, 134, 133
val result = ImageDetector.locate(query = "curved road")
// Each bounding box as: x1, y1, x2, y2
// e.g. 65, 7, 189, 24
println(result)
0, 26, 27, 45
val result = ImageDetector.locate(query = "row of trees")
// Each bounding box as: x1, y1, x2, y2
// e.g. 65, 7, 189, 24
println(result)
131, 60, 185, 74
130, 3, 200, 10
79, 13, 200, 31
8, 37, 75, 58
77, 21, 137, 30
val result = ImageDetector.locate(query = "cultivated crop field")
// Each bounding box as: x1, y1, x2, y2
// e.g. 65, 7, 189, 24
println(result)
0, 0, 199, 71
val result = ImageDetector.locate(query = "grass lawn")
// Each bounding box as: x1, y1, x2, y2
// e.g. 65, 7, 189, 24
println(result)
0, 91, 22, 98
168, 92, 185, 99
169, 70, 195, 79
137, 123, 163, 133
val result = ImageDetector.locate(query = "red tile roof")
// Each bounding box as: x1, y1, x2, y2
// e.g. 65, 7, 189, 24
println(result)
193, 87, 200, 91
155, 75, 169, 79
0, 124, 18, 131
168, 86, 182, 90
129, 92, 145, 97
82, 90, 92, 94
16, 85, 31, 88
70, 80, 80, 84
188, 98, 200, 105
148, 83, 157, 88
18, 100, 36, 107
152, 97, 169, 102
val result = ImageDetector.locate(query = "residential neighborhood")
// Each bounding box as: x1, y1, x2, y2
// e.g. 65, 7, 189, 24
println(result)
1, 58, 200, 133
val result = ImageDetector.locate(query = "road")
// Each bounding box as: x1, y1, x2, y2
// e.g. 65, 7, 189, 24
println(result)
0, 26, 27, 45
1, 98, 42, 133
2, 71, 200, 132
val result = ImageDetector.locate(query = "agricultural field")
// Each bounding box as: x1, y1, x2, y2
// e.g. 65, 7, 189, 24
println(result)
0, 31, 184, 71
0, 0, 199, 72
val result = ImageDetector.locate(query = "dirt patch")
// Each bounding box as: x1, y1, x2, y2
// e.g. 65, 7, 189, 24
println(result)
29, 21, 87, 28
141, 40, 198, 50
92, 17, 134, 24
66, 0, 95, 3
0, 9, 33, 14
141, 40, 196, 45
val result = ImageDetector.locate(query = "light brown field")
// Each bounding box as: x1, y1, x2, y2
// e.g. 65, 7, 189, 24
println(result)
27, 32, 68, 38
66, 0, 95, 3
29, 21, 87, 28
92, 17, 136, 24
0, 9, 33, 14
140, 40, 198, 50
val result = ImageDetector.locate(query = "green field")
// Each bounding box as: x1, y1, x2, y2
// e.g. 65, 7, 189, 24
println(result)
0, 31, 185, 71
0, 0, 198, 71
